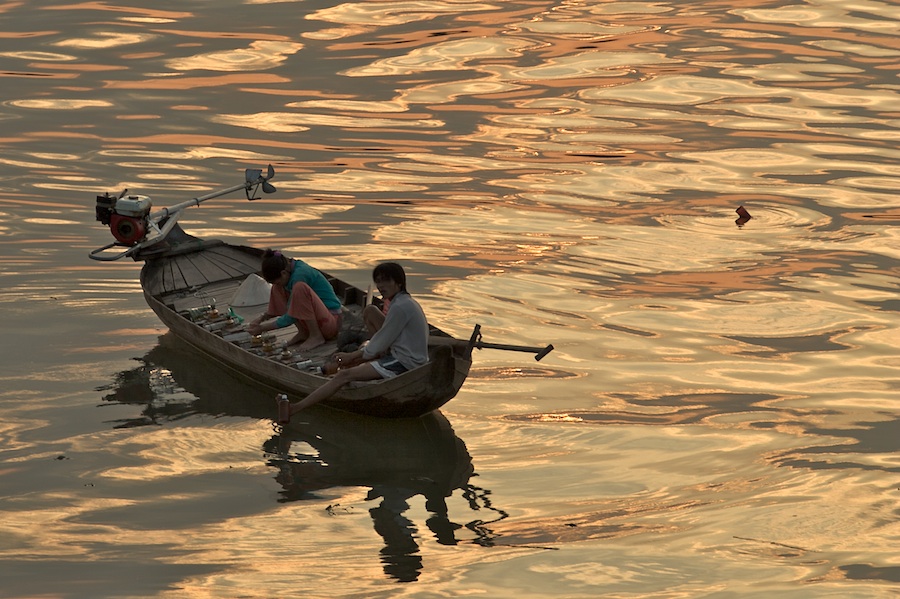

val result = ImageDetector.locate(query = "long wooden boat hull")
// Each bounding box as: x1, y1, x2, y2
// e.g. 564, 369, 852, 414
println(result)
137, 228, 472, 418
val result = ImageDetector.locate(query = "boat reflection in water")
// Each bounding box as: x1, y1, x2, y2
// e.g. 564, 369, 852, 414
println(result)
100, 333, 507, 582
266, 410, 490, 582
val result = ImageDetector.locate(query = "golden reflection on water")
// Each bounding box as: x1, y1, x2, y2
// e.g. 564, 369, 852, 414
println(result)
0, 0, 898, 596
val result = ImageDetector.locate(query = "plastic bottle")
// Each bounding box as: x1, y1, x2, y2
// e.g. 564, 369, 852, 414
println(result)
277, 394, 291, 424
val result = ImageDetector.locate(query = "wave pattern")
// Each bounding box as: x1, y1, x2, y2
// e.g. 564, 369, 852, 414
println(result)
0, 0, 897, 596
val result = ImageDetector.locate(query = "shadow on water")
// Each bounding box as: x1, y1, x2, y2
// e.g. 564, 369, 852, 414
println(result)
265, 416, 503, 582
99, 332, 509, 583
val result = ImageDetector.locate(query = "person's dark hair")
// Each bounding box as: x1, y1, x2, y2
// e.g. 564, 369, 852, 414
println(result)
372, 262, 407, 292
261, 249, 289, 283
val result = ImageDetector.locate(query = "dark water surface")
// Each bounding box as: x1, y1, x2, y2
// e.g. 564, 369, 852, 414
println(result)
1, 0, 897, 597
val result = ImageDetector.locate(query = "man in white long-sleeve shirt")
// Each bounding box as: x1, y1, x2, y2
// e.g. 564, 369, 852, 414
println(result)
280, 262, 429, 421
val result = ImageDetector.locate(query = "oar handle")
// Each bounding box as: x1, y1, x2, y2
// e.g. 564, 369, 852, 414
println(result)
429, 324, 555, 361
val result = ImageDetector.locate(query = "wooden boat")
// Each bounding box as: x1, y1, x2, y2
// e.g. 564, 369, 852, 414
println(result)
89, 166, 553, 418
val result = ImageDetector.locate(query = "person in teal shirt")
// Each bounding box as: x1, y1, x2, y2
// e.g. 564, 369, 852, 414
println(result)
248, 249, 342, 351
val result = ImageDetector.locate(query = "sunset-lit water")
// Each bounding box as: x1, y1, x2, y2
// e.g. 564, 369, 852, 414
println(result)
1, 1, 897, 597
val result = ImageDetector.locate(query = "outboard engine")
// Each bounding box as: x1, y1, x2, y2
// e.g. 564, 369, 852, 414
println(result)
95, 192, 152, 245
89, 164, 275, 262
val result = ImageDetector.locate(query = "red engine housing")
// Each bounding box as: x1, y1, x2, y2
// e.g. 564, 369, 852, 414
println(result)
110, 214, 147, 245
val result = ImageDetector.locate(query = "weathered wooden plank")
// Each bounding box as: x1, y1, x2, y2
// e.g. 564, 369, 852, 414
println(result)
160, 259, 175, 294
174, 254, 211, 289
184, 252, 234, 283
162, 257, 188, 293
173, 260, 189, 291
204, 246, 261, 275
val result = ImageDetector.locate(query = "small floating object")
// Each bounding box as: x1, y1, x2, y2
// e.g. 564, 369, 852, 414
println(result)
277, 393, 291, 424
735, 206, 752, 227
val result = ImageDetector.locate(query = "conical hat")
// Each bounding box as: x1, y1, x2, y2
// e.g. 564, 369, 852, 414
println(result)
231, 274, 272, 307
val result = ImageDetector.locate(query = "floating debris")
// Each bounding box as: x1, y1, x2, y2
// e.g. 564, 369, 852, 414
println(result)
735, 206, 752, 227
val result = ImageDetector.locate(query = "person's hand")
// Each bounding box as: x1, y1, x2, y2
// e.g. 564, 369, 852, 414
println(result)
334, 350, 363, 369
334, 352, 360, 368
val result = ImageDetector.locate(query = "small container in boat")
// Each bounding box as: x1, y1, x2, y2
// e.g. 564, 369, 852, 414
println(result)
204, 318, 233, 332
277, 394, 290, 424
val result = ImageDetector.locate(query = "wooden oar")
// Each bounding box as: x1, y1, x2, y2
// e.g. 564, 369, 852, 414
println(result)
472, 339, 555, 361
429, 324, 555, 361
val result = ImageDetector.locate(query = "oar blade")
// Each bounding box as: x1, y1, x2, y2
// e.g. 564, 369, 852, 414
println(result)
535, 344, 554, 361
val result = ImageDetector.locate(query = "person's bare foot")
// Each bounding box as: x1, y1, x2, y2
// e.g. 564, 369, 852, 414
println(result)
285, 333, 306, 347
297, 334, 326, 351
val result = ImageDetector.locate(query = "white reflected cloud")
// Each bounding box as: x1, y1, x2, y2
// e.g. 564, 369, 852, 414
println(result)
723, 62, 862, 82
496, 52, 676, 81
0, 51, 77, 61
736, 4, 897, 33
308, 1, 495, 26
289, 99, 407, 112
806, 39, 900, 57
211, 111, 443, 132
55, 32, 153, 49
589, 2, 673, 15
345, 37, 675, 81
0, 158, 62, 169
343, 37, 531, 77
224, 204, 352, 224
25, 218, 80, 226
514, 21, 648, 37
97, 147, 287, 162
167, 41, 303, 72
400, 79, 522, 104
119, 17, 177, 24
8, 99, 112, 110
583, 74, 775, 105
295, 169, 468, 193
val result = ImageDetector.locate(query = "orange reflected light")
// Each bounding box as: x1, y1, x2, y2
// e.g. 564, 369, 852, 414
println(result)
104, 73, 288, 89
42, 2, 193, 20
